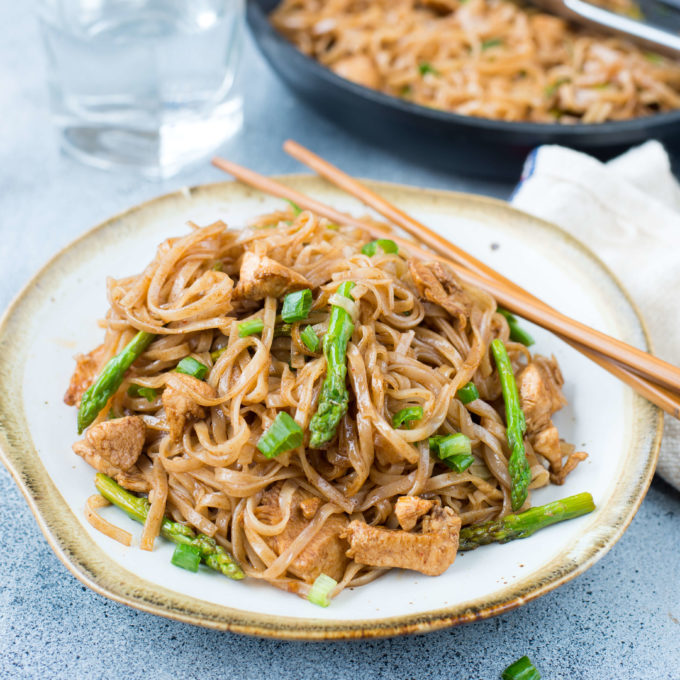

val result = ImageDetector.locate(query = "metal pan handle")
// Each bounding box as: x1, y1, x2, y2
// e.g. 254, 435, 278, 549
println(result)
539, 0, 680, 59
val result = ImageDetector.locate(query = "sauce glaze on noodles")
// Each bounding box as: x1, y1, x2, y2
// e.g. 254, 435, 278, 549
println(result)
70, 209, 585, 598
271, 0, 680, 123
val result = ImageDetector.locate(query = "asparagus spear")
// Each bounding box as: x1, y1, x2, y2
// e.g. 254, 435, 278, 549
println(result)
94, 474, 244, 580
77, 331, 155, 434
491, 338, 530, 511
458, 492, 595, 551
309, 281, 355, 448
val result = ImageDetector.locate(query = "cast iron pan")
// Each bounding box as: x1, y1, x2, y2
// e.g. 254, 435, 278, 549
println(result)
248, 0, 680, 178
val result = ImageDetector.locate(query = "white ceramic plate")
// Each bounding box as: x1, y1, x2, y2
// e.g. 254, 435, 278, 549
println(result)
0, 177, 661, 639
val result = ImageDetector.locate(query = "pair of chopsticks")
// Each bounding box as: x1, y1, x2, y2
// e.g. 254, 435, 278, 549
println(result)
212, 142, 680, 420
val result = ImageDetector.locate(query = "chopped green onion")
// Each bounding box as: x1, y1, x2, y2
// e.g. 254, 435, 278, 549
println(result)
501, 655, 541, 680
429, 433, 474, 471
418, 62, 440, 76
257, 412, 304, 459
127, 384, 157, 402
285, 199, 302, 215
481, 37, 503, 50
644, 52, 663, 64
400, 85, 413, 97
444, 453, 475, 473
211, 261, 223, 271
456, 382, 479, 404
274, 323, 292, 338
361, 239, 399, 256
171, 543, 201, 573
281, 289, 313, 323
211, 347, 227, 361
497, 308, 535, 347
544, 77, 570, 97
392, 406, 424, 429
238, 319, 264, 338
438, 432, 472, 458
175, 357, 209, 380
307, 573, 337, 607
301, 325, 320, 352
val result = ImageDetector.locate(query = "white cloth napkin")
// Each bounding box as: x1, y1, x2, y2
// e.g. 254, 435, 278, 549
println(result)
511, 141, 680, 490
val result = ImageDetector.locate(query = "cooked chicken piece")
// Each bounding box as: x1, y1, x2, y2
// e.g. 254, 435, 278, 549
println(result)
257, 484, 348, 583
409, 260, 471, 326
299, 496, 321, 520
162, 373, 217, 441
73, 416, 148, 492
517, 356, 586, 482
236, 251, 311, 301
64, 344, 106, 406
517, 357, 566, 434
344, 506, 461, 576
331, 55, 381, 89
394, 495, 434, 531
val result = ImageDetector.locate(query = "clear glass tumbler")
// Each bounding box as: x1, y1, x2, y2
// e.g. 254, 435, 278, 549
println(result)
37, 0, 245, 178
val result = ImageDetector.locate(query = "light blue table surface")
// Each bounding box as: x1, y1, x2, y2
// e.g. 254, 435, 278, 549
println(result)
1, 5, 679, 679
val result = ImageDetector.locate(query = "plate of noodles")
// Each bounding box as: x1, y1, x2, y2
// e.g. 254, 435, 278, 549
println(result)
0, 177, 660, 639
249, 0, 680, 176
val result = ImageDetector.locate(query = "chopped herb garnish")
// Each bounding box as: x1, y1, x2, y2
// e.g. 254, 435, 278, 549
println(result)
211, 261, 223, 272
171, 543, 201, 573
307, 573, 337, 607
281, 288, 313, 323
545, 77, 570, 97
175, 357, 209, 380
429, 433, 473, 471
456, 382, 479, 404
127, 384, 157, 402
481, 38, 503, 50
501, 655, 541, 680
238, 319, 264, 338
257, 411, 304, 458
361, 239, 399, 256
285, 199, 302, 215
392, 406, 424, 429
301, 325, 320, 352
400, 84, 413, 97
418, 62, 440, 76
497, 308, 535, 347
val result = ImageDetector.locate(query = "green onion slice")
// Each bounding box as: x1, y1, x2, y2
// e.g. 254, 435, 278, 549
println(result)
481, 37, 503, 50
429, 433, 473, 471
456, 382, 479, 404
281, 288, 313, 323
361, 239, 399, 257
127, 384, 157, 402
307, 573, 337, 608
238, 319, 264, 338
501, 655, 541, 680
497, 308, 535, 347
301, 325, 320, 352
418, 62, 440, 76
285, 199, 302, 216
175, 357, 209, 380
392, 406, 424, 429
257, 412, 304, 459
171, 543, 201, 573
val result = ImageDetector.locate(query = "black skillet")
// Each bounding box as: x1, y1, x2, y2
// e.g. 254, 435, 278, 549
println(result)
248, 0, 680, 178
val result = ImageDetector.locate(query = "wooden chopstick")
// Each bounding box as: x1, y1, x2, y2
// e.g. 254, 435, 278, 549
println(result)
281, 142, 680, 397
211, 155, 680, 418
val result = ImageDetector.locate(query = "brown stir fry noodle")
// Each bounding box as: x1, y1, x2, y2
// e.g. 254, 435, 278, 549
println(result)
67, 208, 590, 603
271, 0, 680, 123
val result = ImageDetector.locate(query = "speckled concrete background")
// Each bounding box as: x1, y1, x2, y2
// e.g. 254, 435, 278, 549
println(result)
1, 5, 678, 679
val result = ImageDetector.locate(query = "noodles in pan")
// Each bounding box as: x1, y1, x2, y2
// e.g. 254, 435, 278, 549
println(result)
271, 0, 680, 124
67, 208, 589, 602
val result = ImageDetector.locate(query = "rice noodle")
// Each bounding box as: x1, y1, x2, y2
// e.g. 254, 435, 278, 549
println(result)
271, 0, 680, 123
69, 207, 586, 600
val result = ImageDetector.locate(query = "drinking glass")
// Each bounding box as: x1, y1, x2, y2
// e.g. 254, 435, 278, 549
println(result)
37, 0, 245, 177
